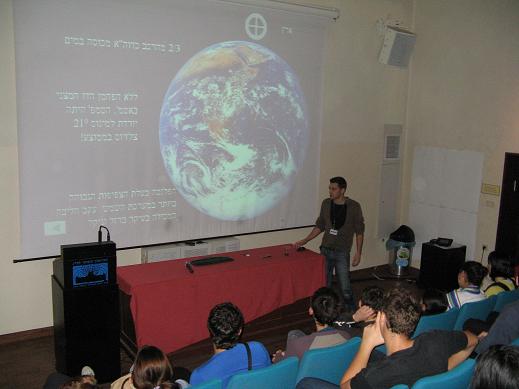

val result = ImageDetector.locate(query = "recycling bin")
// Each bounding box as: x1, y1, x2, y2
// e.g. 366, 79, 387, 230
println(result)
386, 225, 415, 276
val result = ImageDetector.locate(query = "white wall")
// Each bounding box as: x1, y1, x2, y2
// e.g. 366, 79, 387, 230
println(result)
403, 0, 519, 263
0, 0, 414, 335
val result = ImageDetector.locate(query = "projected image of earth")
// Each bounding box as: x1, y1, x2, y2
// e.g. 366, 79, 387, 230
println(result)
159, 41, 309, 220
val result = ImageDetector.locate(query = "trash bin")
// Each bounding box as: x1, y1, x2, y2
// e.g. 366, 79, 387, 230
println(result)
386, 225, 415, 276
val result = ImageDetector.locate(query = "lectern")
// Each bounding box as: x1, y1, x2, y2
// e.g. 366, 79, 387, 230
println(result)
52, 241, 120, 383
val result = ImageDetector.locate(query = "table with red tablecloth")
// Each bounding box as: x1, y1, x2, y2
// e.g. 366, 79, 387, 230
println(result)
117, 245, 325, 354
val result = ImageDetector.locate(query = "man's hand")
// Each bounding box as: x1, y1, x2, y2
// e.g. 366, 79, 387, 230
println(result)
448, 331, 480, 370
361, 312, 385, 349
294, 227, 322, 249
352, 251, 361, 267
272, 349, 285, 362
340, 312, 384, 389
294, 240, 306, 249
352, 234, 363, 267
352, 305, 375, 323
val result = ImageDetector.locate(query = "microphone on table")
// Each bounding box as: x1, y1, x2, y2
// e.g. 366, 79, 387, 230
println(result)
185, 262, 194, 274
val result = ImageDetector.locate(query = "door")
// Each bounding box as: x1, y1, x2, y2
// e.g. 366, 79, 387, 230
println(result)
495, 153, 519, 261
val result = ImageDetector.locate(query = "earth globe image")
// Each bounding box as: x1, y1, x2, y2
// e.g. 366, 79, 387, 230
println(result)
159, 41, 309, 221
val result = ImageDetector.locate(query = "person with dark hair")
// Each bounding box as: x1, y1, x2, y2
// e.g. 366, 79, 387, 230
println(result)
111, 345, 188, 389
334, 285, 384, 337
311, 287, 344, 326
358, 286, 384, 312
482, 251, 506, 290
296, 287, 478, 389
471, 345, 519, 389
464, 254, 517, 335
60, 375, 98, 389
421, 288, 448, 316
189, 302, 270, 388
484, 252, 516, 297
43, 366, 96, 389
295, 176, 365, 310
446, 261, 487, 309
272, 287, 351, 362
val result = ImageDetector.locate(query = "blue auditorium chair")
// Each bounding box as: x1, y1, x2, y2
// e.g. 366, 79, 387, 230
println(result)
390, 385, 409, 389
453, 296, 497, 331
190, 378, 223, 389
226, 356, 298, 389
413, 308, 459, 338
411, 358, 476, 389
511, 337, 519, 346
493, 288, 519, 312
295, 337, 361, 385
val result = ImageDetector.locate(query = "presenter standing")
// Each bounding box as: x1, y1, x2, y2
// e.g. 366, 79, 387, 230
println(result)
295, 177, 364, 310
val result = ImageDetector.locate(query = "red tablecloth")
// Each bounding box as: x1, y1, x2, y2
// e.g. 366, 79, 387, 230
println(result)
117, 245, 325, 353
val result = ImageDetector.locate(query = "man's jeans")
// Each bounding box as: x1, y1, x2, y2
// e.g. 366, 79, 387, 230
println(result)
321, 246, 354, 309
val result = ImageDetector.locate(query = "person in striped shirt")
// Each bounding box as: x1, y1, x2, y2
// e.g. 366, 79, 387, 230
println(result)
446, 261, 487, 309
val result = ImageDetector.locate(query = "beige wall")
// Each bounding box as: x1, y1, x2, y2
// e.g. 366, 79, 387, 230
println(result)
1, 0, 416, 335
403, 0, 519, 262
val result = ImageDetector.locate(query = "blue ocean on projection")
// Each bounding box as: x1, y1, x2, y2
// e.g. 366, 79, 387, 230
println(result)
159, 41, 309, 220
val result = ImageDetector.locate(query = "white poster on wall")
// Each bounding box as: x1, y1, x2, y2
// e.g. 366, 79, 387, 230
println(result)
409, 146, 484, 262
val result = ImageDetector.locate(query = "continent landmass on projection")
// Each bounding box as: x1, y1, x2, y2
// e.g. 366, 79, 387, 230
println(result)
159, 41, 309, 221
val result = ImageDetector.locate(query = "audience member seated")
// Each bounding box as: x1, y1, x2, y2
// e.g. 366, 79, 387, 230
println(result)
481, 251, 505, 291
296, 287, 478, 389
483, 252, 516, 297
334, 286, 384, 338
272, 287, 351, 362
43, 366, 96, 389
111, 345, 188, 389
475, 299, 519, 355
463, 254, 516, 335
60, 375, 98, 389
471, 345, 519, 389
189, 302, 271, 388
421, 288, 448, 316
446, 261, 487, 309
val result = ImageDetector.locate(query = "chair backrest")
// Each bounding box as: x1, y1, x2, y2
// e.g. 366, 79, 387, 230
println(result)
390, 385, 409, 389
226, 357, 298, 389
453, 296, 497, 331
511, 337, 519, 346
494, 288, 519, 312
190, 378, 223, 389
411, 358, 476, 389
296, 337, 362, 385
413, 308, 459, 338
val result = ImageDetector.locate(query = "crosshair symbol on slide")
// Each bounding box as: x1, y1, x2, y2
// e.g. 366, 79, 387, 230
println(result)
245, 13, 267, 41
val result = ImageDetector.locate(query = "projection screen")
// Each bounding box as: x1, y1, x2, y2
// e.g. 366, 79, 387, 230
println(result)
13, 0, 328, 259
